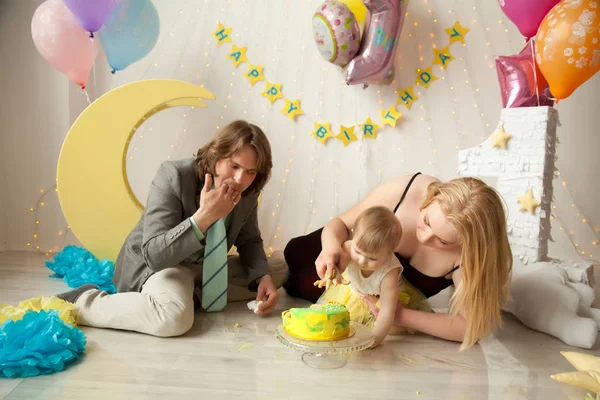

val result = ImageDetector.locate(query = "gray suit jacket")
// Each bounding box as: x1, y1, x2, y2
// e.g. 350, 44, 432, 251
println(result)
112, 158, 268, 293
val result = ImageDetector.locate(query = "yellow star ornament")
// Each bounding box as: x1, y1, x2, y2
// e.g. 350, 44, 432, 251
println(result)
360, 117, 379, 139
415, 66, 438, 89
445, 21, 470, 45
227, 44, 247, 67
380, 106, 402, 127
433, 46, 455, 70
336, 125, 358, 146
396, 86, 419, 110
245, 64, 264, 86
551, 352, 600, 394
262, 82, 284, 104
212, 23, 232, 46
518, 189, 540, 214
311, 123, 333, 144
281, 99, 303, 121
491, 124, 512, 149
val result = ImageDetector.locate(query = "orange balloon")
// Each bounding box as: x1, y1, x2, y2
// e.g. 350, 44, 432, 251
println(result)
535, 0, 600, 99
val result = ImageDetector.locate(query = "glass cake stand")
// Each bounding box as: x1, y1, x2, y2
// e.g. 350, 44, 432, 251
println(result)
275, 322, 374, 369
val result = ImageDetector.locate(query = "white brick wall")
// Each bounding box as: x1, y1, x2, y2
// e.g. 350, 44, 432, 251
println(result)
458, 106, 558, 264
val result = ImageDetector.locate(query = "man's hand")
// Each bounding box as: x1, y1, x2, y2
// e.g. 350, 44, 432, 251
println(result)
254, 275, 278, 316
193, 174, 242, 232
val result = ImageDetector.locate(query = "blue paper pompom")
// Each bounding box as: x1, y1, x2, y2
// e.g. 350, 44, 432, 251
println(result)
0, 310, 86, 378
46, 245, 116, 294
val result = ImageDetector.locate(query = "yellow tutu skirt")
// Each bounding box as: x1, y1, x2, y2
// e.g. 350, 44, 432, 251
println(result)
0, 296, 78, 327
317, 275, 431, 334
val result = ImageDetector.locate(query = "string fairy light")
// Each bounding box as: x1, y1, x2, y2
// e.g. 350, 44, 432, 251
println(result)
429, 0, 466, 151
552, 169, 600, 260
468, 1, 497, 136
264, 1, 304, 254
413, 3, 440, 175
26, 184, 70, 256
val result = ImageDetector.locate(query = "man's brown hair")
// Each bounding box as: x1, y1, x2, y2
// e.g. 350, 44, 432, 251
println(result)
195, 120, 272, 196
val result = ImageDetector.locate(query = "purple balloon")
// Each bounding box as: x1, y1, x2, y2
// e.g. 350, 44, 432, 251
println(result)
63, 0, 121, 34
495, 40, 554, 108
498, 0, 559, 39
344, 0, 408, 87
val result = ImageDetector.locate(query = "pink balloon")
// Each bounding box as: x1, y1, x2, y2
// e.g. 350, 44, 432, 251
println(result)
31, 0, 99, 88
498, 0, 560, 39
495, 39, 554, 108
312, 1, 361, 66
344, 0, 408, 87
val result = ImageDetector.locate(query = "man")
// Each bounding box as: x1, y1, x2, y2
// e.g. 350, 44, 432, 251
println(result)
58, 120, 289, 337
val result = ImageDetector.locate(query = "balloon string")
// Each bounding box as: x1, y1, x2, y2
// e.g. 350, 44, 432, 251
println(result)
82, 88, 91, 105
91, 36, 96, 93
530, 38, 541, 107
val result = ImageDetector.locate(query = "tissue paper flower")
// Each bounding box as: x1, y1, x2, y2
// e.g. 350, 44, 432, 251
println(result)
1, 310, 86, 378
46, 245, 116, 293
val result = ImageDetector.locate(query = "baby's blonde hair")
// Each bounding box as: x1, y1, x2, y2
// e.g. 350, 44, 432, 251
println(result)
353, 206, 402, 255
421, 177, 512, 350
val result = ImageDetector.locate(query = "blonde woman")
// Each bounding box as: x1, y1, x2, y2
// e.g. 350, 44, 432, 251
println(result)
283, 173, 512, 350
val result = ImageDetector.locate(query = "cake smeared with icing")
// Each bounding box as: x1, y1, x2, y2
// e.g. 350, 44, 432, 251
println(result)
282, 301, 350, 341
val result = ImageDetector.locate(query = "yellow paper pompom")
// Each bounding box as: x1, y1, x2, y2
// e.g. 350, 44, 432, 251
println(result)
0, 296, 78, 327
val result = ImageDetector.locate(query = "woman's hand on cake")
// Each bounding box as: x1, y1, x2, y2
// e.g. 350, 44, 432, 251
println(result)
254, 275, 278, 315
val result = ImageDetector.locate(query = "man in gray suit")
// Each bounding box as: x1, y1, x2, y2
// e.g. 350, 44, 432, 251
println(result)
58, 120, 289, 337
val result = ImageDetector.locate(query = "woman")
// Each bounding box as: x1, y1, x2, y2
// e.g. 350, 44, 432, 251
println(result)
283, 173, 512, 349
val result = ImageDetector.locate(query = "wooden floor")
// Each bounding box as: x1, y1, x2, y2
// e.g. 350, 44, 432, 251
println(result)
0, 250, 598, 400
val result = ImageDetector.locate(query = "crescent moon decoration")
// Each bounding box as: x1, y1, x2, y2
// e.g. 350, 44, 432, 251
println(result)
57, 79, 215, 261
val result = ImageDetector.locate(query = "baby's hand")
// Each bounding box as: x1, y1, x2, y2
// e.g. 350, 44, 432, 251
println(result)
369, 335, 383, 349
313, 268, 350, 289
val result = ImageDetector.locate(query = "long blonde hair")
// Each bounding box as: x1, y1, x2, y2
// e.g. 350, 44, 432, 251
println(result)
421, 178, 512, 350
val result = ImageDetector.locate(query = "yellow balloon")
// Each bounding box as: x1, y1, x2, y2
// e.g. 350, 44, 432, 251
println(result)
339, 0, 367, 24
57, 80, 215, 261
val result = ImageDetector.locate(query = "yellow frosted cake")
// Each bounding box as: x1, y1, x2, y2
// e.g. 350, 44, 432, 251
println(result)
282, 301, 350, 341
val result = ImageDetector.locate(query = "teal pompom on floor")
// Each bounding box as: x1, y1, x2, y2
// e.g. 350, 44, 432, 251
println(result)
0, 310, 86, 378
46, 245, 116, 294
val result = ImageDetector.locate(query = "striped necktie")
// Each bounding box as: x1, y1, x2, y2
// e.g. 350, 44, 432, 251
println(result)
201, 217, 228, 312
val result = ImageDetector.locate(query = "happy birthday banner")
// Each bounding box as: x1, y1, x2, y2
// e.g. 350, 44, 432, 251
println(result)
212, 20, 469, 146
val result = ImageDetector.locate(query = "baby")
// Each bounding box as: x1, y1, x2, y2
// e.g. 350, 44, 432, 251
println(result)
316, 206, 403, 348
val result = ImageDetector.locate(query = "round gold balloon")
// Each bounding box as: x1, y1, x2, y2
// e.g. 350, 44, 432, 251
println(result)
339, 0, 367, 24
57, 79, 215, 261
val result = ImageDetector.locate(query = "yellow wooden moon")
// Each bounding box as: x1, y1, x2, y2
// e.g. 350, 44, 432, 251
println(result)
57, 79, 215, 261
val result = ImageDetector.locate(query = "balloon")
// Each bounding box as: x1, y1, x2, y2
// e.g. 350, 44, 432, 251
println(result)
498, 0, 560, 39
312, 1, 361, 66
495, 40, 554, 108
535, 0, 600, 99
63, 0, 120, 35
344, 0, 409, 86
338, 0, 367, 24
98, 0, 160, 73
31, 0, 98, 89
